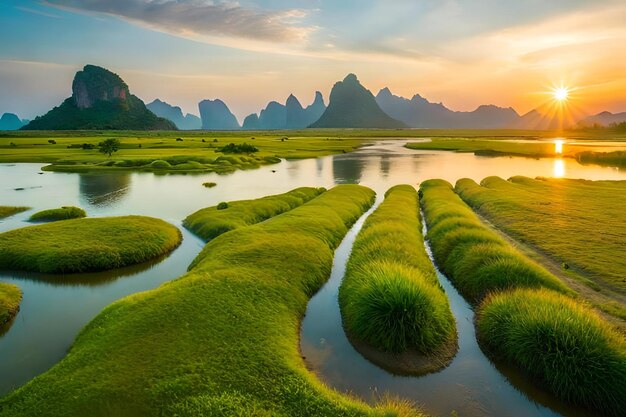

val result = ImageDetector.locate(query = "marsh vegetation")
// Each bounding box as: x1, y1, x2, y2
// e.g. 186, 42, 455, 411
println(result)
0, 283, 21, 326
0, 216, 181, 273
28, 206, 86, 222
339, 185, 456, 373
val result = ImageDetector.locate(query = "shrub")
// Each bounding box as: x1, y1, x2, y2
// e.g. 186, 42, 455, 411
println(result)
216, 202, 229, 210
148, 159, 172, 169
218, 142, 258, 154
28, 206, 87, 222
48, 139, 57, 144
477, 288, 626, 416
202, 182, 217, 188
98, 138, 120, 157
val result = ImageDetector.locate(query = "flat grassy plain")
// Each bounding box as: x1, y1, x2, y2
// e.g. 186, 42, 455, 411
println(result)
0, 216, 181, 273
0, 185, 429, 417
0, 206, 29, 219
455, 177, 626, 319
2, 128, 624, 173
28, 206, 86, 222
339, 185, 456, 373
183, 187, 324, 241
405, 136, 626, 167
419, 179, 569, 304
0, 282, 21, 325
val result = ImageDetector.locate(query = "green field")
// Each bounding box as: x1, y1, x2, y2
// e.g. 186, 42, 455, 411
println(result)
455, 177, 626, 319
405, 136, 626, 167
0, 216, 181, 273
183, 187, 324, 241
28, 206, 86, 222
2, 128, 625, 174
340, 185, 456, 373
0, 185, 429, 417
0, 206, 29, 219
0, 282, 22, 326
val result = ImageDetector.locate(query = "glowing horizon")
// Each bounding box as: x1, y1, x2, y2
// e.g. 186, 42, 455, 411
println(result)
1, 0, 625, 122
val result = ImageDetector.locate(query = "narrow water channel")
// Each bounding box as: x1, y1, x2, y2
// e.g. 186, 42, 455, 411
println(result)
300, 203, 596, 417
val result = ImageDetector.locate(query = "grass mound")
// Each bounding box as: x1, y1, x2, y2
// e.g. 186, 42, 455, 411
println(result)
28, 206, 86, 222
477, 288, 626, 416
0, 206, 30, 220
0, 185, 427, 416
183, 187, 325, 241
0, 282, 22, 325
419, 179, 569, 304
0, 216, 181, 273
340, 185, 456, 361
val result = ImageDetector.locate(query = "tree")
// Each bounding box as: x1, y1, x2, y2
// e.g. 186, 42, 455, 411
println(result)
98, 138, 120, 157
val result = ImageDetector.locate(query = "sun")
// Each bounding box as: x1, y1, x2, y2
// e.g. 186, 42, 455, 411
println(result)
553, 87, 569, 101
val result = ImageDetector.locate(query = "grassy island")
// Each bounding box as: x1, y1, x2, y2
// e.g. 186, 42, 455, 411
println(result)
0, 216, 181, 273
183, 187, 325, 241
339, 185, 456, 374
28, 206, 86, 222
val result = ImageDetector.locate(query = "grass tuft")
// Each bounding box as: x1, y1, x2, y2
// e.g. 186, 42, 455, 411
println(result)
0, 206, 30, 220
28, 206, 86, 222
477, 288, 626, 416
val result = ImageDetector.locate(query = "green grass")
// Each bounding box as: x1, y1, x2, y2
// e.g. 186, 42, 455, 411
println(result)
0, 185, 427, 417
28, 206, 86, 222
1, 129, 624, 174
419, 179, 570, 304
0, 206, 29, 219
406, 137, 626, 159
340, 185, 455, 355
183, 187, 325, 241
575, 150, 626, 167
0, 216, 181, 273
0, 282, 22, 325
455, 176, 626, 293
477, 288, 626, 417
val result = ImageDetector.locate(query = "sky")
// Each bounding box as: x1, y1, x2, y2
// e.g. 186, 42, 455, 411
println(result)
1, 0, 625, 122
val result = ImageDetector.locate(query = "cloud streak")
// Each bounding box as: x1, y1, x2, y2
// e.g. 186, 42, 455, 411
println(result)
43, 0, 313, 44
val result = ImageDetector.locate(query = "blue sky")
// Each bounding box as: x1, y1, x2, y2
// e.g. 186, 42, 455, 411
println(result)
1, 0, 625, 122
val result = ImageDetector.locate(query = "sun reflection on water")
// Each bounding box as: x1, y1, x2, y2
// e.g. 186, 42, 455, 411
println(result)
553, 158, 565, 177
554, 139, 564, 154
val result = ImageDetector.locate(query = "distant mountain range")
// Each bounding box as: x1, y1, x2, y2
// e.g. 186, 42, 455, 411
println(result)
146, 99, 201, 130
241, 92, 326, 129
22, 65, 176, 130
8, 65, 626, 131
0, 113, 28, 130
578, 111, 626, 127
